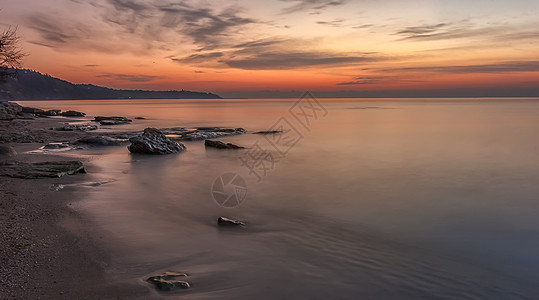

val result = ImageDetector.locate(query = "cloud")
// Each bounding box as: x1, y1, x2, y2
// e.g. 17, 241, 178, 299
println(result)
225, 51, 378, 70
154, 3, 256, 49
26, 14, 91, 46
25, 0, 258, 53
96, 73, 160, 82
336, 76, 385, 85
171, 52, 224, 64
280, 0, 346, 14
389, 61, 539, 74
316, 19, 346, 27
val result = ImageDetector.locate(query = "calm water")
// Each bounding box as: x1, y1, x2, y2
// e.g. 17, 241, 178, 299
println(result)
20, 98, 539, 299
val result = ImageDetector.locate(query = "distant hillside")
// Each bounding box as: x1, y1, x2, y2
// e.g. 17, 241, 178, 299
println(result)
0, 69, 221, 100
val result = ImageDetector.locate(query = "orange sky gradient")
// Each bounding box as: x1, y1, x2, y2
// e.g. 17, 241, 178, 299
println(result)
2, 0, 539, 97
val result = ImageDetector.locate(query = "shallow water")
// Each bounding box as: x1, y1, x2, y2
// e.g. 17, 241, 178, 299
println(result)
20, 98, 539, 299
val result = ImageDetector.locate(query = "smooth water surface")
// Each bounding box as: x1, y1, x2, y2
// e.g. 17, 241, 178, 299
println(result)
20, 98, 539, 299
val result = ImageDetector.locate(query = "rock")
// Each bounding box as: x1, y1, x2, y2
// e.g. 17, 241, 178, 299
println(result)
21, 106, 45, 114
253, 130, 283, 134
61, 110, 86, 117
176, 127, 246, 141
16, 113, 37, 120
43, 143, 71, 149
0, 145, 17, 157
128, 128, 185, 154
135, 117, 146, 120
94, 116, 131, 125
75, 136, 128, 146
217, 217, 245, 227
0, 101, 23, 120
0, 132, 45, 143
43, 109, 61, 116
205, 140, 244, 149
54, 124, 98, 131
147, 272, 190, 291
0, 161, 86, 179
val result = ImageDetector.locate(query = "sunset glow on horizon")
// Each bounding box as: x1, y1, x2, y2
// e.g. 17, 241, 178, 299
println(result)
2, 0, 539, 97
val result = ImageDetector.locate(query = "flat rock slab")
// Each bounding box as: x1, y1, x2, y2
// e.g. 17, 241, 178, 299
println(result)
147, 272, 190, 291
205, 140, 244, 149
218, 216, 245, 227
0, 161, 86, 179
162, 127, 246, 141
54, 124, 98, 131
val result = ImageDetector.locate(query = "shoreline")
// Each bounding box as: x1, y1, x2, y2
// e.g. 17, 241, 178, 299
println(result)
0, 108, 150, 298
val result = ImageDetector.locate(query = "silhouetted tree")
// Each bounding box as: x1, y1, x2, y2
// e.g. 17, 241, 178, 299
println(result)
0, 26, 26, 81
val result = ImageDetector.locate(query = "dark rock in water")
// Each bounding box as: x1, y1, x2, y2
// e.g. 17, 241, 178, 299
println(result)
128, 128, 185, 154
178, 127, 246, 141
21, 107, 62, 117
135, 117, 146, 120
43, 109, 61, 116
0, 101, 23, 120
0, 145, 17, 157
43, 143, 70, 149
0, 161, 86, 179
21, 106, 45, 115
55, 124, 98, 131
205, 140, 244, 149
16, 113, 37, 120
61, 110, 86, 117
253, 130, 283, 134
94, 116, 131, 125
76, 136, 128, 146
217, 217, 245, 227
147, 272, 190, 291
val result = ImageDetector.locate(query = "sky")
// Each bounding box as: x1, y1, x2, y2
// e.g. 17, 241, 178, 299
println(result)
1, 0, 539, 98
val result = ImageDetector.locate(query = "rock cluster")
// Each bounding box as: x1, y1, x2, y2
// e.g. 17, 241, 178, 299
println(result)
0, 102, 23, 120
94, 116, 131, 125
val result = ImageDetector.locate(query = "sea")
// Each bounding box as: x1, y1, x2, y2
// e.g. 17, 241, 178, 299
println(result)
18, 98, 539, 299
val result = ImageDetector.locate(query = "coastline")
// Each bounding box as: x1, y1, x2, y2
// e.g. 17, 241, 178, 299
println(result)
0, 114, 149, 298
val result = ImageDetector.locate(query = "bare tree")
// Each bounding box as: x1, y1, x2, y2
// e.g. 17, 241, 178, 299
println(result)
0, 26, 26, 80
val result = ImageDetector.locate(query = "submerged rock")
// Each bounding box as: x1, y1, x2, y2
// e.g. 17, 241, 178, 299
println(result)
177, 127, 246, 141
54, 124, 98, 131
147, 272, 190, 291
75, 136, 128, 146
21, 106, 45, 115
0, 101, 23, 120
0, 145, 17, 157
0, 161, 86, 179
205, 140, 244, 149
43, 143, 71, 149
128, 128, 185, 154
253, 130, 283, 134
94, 116, 131, 125
61, 110, 86, 117
217, 217, 245, 227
